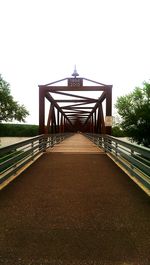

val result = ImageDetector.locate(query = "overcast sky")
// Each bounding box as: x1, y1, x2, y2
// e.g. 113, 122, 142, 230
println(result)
0, 0, 150, 124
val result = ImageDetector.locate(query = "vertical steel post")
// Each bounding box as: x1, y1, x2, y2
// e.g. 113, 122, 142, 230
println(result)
57, 109, 59, 133
99, 103, 105, 134
94, 110, 96, 133
63, 116, 65, 133
60, 113, 63, 133
105, 86, 112, 135
91, 114, 94, 133
97, 106, 100, 133
53, 107, 57, 133
39, 86, 45, 135
46, 103, 52, 134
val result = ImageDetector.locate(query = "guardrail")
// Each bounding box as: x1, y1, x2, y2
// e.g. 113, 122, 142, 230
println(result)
0, 133, 72, 188
86, 133, 150, 194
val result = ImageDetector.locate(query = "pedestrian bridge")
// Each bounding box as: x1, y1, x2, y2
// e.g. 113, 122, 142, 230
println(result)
0, 133, 150, 265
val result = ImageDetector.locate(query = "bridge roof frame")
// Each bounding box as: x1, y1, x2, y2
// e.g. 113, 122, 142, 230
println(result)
39, 76, 112, 134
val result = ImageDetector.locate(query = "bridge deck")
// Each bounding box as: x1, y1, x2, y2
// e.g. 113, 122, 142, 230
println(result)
0, 134, 150, 265
49, 133, 104, 153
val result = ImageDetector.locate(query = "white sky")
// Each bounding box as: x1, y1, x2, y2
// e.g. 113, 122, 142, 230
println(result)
0, 0, 150, 124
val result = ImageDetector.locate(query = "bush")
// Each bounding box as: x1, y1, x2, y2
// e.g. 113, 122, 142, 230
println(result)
112, 125, 125, 137
0, 123, 39, 137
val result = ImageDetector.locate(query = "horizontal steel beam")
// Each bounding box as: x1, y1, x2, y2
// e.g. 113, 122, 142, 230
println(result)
49, 91, 97, 101
56, 99, 96, 103
40, 85, 110, 92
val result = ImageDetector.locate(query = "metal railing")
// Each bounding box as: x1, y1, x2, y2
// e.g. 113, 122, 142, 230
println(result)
0, 133, 72, 187
86, 133, 150, 193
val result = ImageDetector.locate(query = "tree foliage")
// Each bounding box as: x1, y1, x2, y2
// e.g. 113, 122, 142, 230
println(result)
112, 125, 125, 137
115, 82, 150, 147
0, 123, 38, 137
0, 75, 29, 122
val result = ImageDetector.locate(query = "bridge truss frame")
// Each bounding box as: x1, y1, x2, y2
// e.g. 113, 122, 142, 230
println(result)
39, 76, 112, 134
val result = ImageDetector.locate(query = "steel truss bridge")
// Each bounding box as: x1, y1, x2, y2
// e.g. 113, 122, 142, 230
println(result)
0, 72, 150, 265
39, 74, 112, 135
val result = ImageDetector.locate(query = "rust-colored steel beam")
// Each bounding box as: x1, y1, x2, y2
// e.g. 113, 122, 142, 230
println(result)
57, 109, 60, 133
39, 76, 112, 134
46, 103, 54, 133
56, 99, 96, 103
61, 100, 96, 109
53, 107, 57, 133
83, 91, 106, 126
62, 107, 94, 110
105, 87, 112, 135
44, 77, 68, 86
66, 114, 89, 117
39, 87, 45, 134
64, 110, 91, 114
50, 91, 97, 101
94, 110, 97, 133
45, 92, 73, 128
97, 104, 105, 134
43, 86, 109, 92
83, 77, 111, 87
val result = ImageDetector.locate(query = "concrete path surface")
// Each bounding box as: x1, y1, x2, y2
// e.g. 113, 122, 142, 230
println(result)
0, 134, 150, 265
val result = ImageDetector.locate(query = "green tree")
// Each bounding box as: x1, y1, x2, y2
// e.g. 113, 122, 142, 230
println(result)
115, 82, 150, 147
112, 125, 125, 137
0, 74, 29, 122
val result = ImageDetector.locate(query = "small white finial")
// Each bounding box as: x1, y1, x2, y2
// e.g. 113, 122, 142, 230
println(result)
72, 65, 79, 78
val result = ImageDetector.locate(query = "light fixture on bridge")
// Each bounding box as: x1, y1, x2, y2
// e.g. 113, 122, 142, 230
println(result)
72, 65, 79, 78
68, 65, 83, 87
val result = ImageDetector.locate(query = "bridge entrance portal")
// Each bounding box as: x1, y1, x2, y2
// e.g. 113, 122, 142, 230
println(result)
39, 69, 112, 134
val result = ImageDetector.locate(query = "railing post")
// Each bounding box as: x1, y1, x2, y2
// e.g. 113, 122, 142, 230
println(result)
115, 142, 118, 156
115, 142, 118, 161
47, 136, 50, 147
42, 137, 46, 152
130, 149, 134, 171
31, 141, 34, 160
50, 136, 53, 148
104, 137, 107, 152
39, 138, 43, 152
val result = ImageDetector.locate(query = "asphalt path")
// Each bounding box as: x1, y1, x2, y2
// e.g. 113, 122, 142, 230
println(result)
0, 134, 149, 265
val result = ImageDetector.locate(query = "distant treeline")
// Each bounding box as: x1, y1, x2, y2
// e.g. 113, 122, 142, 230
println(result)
0, 123, 125, 137
0, 123, 39, 137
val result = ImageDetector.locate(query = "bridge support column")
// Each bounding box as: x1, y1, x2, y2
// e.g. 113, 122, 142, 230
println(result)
105, 87, 112, 135
57, 109, 60, 133
39, 87, 45, 135
94, 110, 96, 133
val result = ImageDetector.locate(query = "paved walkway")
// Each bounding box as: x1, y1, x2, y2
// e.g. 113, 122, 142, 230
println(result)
0, 134, 150, 265
49, 133, 104, 153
